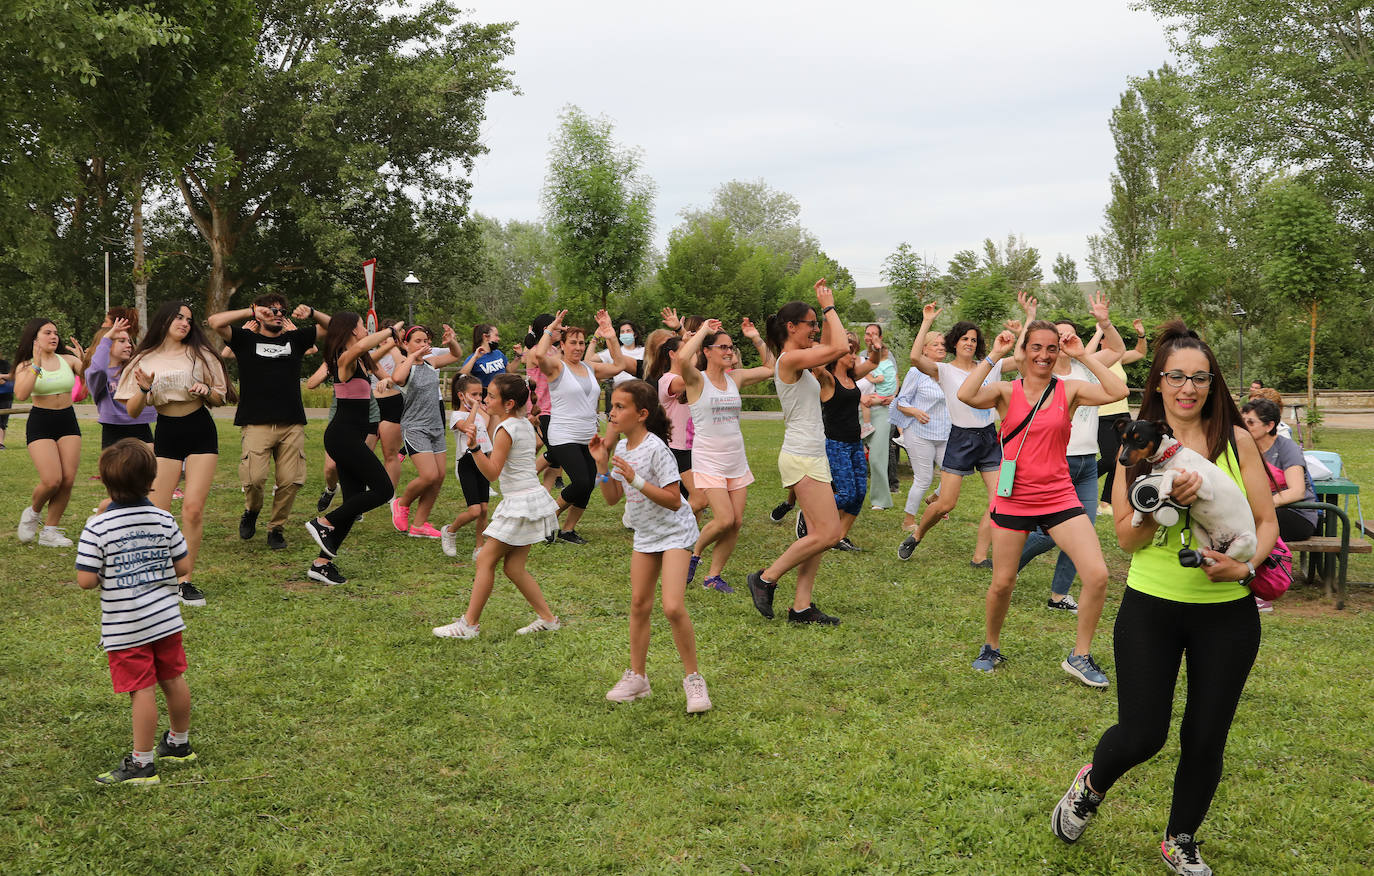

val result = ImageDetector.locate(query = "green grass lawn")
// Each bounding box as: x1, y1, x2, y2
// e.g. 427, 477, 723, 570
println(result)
2, 419, 1372, 874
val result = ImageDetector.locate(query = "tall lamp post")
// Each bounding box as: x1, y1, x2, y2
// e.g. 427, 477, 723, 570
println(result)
1233, 304, 1246, 390
403, 272, 420, 325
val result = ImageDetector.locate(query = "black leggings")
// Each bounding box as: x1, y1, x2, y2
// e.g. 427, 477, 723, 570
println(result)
1089, 587, 1260, 837
547, 442, 596, 509
322, 403, 394, 555
1276, 506, 1317, 542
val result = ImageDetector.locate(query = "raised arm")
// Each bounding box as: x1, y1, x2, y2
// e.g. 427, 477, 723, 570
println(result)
1061, 332, 1128, 408
676, 319, 713, 398
587, 310, 632, 379
908, 302, 942, 379
1121, 318, 1148, 365
1085, 292, 1125, 367
730, 317, 777, 388
339, 322, 401, 376
207, 306, 254, 341
290, 303, 332, 339
390, 340, 431, 387
421, 324, 463, 369
776, 279, 849, 381
533, 310, 568, 379
957, 330, 1016, 410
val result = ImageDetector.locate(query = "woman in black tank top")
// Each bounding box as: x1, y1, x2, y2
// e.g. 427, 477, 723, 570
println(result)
815, 339, 867, 549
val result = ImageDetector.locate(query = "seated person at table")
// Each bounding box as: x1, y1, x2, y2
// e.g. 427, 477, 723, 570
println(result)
1242, 399, 1317, 542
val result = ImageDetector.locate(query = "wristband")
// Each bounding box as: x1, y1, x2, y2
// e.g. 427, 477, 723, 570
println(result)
596, 472, 610, 484
984, 355, 996, 367
139, 384, 151, 394
631, 474, 647, 492
30, 364, 42, 375
822, 305, 836, 315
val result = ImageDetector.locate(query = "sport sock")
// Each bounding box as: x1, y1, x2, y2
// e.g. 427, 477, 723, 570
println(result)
168, 730, 189, 746
132, 749, 154, 767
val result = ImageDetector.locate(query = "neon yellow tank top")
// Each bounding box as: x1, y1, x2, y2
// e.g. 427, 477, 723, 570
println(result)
32, 356, 75, 397
1125, 444, 1252, 604
1098, 362, 1130, 416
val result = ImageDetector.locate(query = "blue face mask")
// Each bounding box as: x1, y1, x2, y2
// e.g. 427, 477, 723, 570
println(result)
619, 333, 635, 347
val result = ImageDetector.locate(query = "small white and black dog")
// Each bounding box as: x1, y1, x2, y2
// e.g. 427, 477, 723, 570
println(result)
1115, 418, 1257, 564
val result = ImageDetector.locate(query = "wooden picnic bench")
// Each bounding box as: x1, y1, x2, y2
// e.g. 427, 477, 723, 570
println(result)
1286, 500, 1369, 610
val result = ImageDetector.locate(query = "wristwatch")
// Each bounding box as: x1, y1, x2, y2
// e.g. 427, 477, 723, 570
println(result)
1241, 560, 1256, 583
821, 305, 836, 315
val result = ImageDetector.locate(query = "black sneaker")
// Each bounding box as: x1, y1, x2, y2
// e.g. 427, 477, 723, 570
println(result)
156, 730, 197, 764
897, 533, 920, 560
746, 570, 776, 619
970, 558, 993, 570
831, 537, 861, 552
1047, 594, 1079, 614
239, 509, 259, 540
553, 476, 565, 490
307, 561, 347, 585
795, 510, 807, 540
95, 755, 158, 785
556, 529, 588, 545
266, 528, 287, 551
305, 519, 338, 558
178, 581, 206, 606
769, 501, 794, 523
316, 487, 336, 514
788, 602, 840, 626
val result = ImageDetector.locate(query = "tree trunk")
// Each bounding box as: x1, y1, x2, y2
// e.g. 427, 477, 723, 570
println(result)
131, 179, 149, 339
1307, 299, 1318, 443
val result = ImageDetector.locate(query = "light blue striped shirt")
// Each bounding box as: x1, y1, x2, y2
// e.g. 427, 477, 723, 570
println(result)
891, 368, 951, 441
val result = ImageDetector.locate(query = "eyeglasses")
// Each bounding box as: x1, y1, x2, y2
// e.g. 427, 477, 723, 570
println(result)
709, 344, 736, 353
1161, 370, 1213, 388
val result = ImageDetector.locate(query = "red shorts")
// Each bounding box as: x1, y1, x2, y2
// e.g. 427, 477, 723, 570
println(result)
107, 632, 187, 693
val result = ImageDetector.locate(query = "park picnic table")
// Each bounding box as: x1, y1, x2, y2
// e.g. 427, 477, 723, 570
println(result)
1289, 477, 1369, 609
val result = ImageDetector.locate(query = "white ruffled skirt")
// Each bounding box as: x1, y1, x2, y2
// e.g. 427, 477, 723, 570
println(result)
484, 485, 560, 546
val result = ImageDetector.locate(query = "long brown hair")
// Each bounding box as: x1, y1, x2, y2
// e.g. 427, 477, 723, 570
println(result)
128, 301, 235, 403
613, 379, 671, 445
1127, 319, 1240, 484
323, 312, 377, 380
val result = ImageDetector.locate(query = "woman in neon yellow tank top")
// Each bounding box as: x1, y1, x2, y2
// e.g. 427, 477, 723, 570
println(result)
13, 318, 87, 547
1050, 321, 1278, 875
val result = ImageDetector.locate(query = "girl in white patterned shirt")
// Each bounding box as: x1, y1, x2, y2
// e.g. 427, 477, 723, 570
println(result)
590, 380, 711, 714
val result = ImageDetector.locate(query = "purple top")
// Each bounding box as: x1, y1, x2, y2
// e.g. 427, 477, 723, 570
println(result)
89, 337, 157, 427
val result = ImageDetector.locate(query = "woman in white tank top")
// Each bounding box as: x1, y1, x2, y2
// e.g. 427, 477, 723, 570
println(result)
745, 280, 851, 626
531, 308, 632, 544
676, 317, 775, 593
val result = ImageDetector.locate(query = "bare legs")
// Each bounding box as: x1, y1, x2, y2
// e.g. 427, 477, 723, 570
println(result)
462, 540, 556, 626
984, 514, 1108, 654
693, 487, 746, 577
762, 476, 842, 611
152, 453, 216, 583
27, 434, 81, 526
129, 675, 190, 753
913, 468, 996, 562
627, 549, 697, 676
400, 451, 445, 528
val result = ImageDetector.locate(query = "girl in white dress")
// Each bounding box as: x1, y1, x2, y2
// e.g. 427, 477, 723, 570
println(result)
433, 374, 560, 639
591, 380, 711, 713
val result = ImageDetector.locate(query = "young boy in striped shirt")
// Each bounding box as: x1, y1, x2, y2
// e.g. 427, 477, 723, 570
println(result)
77, 439, 195, 785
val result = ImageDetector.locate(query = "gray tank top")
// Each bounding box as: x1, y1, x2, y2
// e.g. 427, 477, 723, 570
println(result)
400, 362, 443, 433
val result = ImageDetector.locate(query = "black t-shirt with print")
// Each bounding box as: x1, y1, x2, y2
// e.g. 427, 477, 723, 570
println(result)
227, 326, 316, 425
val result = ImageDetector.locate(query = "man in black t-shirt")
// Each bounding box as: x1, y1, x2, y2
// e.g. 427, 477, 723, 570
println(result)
209, 293, 330, 549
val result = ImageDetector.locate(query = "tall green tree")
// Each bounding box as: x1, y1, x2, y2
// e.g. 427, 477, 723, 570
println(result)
679, 178, 820, 272
542, 106, 656, 310
882, 242, 942, 330
1254, 179, 1353, 432
1043, 253, 1085, 314
657, 217, 787, 339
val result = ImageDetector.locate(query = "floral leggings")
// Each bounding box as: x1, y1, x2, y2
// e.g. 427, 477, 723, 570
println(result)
825, 438, 868, 516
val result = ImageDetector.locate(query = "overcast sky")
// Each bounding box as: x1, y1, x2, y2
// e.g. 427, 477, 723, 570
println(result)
463, 1, 1173, 288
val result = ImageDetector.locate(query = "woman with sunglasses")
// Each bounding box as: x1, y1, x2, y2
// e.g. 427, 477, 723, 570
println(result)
1051, 321, 1277, 876
116, 302, 232, 606
676, 316, 775, 592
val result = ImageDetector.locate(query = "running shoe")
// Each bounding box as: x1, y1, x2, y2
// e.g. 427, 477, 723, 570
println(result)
1047, 594, 1079, 614
516, 616, 561, 635
1161, 834, 1212, 875
95, 755, 158, 786
17, 506, 41, 543
859, 423, 876, 439
831, 537, 861, 552
703, 575, 735, 594
746, 570, 776, 619
305, 518, 338, 558
239, 509, 258, 540
408, 522, 442, 539
972, 644, 1005, 673
266, 528, 287, 550
787, 603, 840, 626
897, 533, 920, 560
795, 510, 807, 540
970, 558, 993, 570
1254, 596, 1274, 613
172, 488, 184, 501
440, 525, 458, 557
1062, 652, 1109, 689
156, 731, 197, 764
683, 672, 712, 713
1050, 763, 1101, 843
433, 617, 479, 639
316, 487, 336, 513
37, 527, 73, 547
769, 501, 794, 523
178, 581, 207, 606
605, 669, 651, 703
686, 554, 701, 584
390, 498, 409, 533
307, 562, 347, 585
556, 529, 587, 545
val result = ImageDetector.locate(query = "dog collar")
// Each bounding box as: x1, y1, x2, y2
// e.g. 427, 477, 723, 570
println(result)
1154, 443, 1183, 465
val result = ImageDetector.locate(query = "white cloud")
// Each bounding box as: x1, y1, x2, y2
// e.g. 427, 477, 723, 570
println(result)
464, 0, 1172, 286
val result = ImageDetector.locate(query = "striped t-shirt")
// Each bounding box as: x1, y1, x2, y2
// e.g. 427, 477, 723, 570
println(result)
76, 501, 188, 652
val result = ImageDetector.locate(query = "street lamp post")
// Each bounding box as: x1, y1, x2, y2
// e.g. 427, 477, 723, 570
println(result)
1233, 304, 1247, 389
403, 272, 420, 325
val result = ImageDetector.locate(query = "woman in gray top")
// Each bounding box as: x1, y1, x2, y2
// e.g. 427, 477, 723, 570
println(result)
390, 323, 463, 538
1241, 398, 1317, 542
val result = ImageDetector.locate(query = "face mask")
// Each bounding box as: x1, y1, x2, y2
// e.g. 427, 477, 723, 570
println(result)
487, 340, 500, 352
619, 333, 635, 347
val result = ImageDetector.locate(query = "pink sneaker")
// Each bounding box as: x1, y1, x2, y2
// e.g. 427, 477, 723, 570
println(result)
390, 498, 409, 533
683, 672, 712, 713
408, 522, 442, 539
1255, 596, 1274, 613
605, 669, 651, 703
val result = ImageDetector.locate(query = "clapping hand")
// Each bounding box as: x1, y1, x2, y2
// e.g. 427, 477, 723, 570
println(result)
132, 366, 154, 390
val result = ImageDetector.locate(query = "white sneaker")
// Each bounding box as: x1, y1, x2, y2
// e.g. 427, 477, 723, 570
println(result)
859, 423, 876, 439
18, 507, 41, 543
606, 669, 651, 702
433, 617, 480, 639
472, 546, 482, 562
516, 615, 561, 635
440, 525, 458, 558
38, 527, 73, 547
683, 672, 712, 713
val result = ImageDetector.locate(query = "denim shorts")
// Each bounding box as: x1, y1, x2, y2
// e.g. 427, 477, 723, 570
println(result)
941, 424, 1001, 476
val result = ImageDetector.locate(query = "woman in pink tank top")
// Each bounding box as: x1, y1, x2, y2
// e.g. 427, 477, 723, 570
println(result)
956, 315, 1127, 685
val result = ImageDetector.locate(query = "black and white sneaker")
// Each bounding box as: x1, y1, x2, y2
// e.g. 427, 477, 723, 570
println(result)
556, 529, 588, 545
238, 509, 258, 540
831, 537, 861, 552
1161, 833, 1211, 875
1051, 763, 1102, 843
178, 581, 206, 607
788, 603, 841, 626
1047, 594, 1079, 614
897, 533, 920, 560
795, 510, 807, 540
266, 528, 287, 551
769, 501, 794, 523
305, 519, 338, 558
316, 487, 336, 513
307, 562, 347, 585
156, 730, 197, 764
